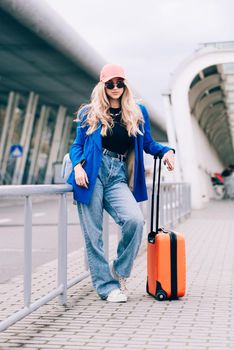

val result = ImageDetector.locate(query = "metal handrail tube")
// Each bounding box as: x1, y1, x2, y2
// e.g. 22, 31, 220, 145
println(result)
0, 184, 72, 197
0, 181, 191, 332
58, 193, 67, 305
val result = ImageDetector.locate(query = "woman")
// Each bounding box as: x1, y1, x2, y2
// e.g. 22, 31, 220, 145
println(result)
67, 63, 175, 303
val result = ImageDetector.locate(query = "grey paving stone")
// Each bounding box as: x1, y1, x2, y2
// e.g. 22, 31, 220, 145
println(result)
0, 201, 234, 350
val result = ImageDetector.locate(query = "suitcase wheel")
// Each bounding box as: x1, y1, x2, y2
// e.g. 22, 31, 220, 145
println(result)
156, 291, 167, 301
146, 280, 149, 294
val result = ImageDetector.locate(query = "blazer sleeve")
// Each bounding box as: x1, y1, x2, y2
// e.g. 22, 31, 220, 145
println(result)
69, 112, 88, 168
139, 104, 175, 157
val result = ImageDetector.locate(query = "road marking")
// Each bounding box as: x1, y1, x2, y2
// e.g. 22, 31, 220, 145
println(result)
33, 212, 45, 217
0, 218, 12, 224
0, 248, 49, 252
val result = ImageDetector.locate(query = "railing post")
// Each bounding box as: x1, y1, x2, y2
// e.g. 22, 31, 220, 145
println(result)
167, 185, 170, 228
176, 184, 179, 224
24, 196, 32, 307
172, 185, 175, 226
179, 184, 182, 220
169, 186, 173, 230
164, 185, 167, 227
174, 184, 177, 223
188, 184, 192, 217
58, 193, 67, 305
160, 184, 164, 228
184, 185, 187, 217
184, 184, 187, 217
147, 185, 152, 232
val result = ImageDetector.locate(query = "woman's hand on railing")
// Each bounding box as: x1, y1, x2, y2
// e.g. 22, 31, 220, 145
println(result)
74, 163, 89, 188
162, 150, 175, 171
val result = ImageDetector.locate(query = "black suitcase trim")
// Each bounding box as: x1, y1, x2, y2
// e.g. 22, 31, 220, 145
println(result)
170, 232, 178, 300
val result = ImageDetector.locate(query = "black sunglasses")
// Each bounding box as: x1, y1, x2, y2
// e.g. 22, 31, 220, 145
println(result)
105, 80, 125, 90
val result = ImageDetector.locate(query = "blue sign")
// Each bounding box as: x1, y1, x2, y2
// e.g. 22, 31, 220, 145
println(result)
10, 144, 23, 158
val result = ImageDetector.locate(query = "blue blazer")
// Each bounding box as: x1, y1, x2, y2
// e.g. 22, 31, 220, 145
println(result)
67, 104, 174, 204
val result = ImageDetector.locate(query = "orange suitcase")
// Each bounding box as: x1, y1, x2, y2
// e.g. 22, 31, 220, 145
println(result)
146, 156, 186, 300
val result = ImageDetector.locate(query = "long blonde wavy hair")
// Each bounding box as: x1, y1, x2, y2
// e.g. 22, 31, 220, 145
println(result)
75, 80, 144, 137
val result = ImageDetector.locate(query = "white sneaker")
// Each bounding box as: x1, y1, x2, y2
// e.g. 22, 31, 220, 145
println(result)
106, 288, 127, 303
110, 262, 128, 295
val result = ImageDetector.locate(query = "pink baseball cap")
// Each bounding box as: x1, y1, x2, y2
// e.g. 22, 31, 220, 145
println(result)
100, 63, 126, 82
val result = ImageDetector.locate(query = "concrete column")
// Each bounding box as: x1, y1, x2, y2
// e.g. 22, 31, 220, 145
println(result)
0, 92, 15, 168
57, 116, 72, 162
162, 93, 182, 182
171, 88, 204, 208
33, 106, 50, 184
44, 105, 66, 184
12, 92, 39, 184
27, 105, 50, 184
0, 93, 20, 184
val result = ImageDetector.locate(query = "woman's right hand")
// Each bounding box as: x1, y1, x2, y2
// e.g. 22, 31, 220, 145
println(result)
74, 163, 89, 188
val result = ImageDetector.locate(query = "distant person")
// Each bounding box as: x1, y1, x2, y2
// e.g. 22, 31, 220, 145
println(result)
229, 164, 234, 173
222, 168, 232, 178
222, 164, 234, 199
221, 164, 234, 177
67, 64, 175, 302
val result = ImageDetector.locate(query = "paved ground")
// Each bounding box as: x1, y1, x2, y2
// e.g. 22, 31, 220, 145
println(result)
0, 194, 85, 283
0, 200, 234, 349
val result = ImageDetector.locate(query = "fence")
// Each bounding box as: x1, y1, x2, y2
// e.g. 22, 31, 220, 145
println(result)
0, 181, 191, 332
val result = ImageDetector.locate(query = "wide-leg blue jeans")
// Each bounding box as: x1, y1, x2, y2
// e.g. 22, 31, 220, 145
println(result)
77, 152, 145, 299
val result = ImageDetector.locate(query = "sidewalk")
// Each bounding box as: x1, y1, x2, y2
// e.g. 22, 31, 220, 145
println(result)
0, 200, 234, 350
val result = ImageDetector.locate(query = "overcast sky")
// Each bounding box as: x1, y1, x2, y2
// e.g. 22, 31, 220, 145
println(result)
45, 0, 234, 125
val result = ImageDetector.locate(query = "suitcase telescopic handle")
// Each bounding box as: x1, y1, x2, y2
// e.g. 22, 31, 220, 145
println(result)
150, 155, 162, 236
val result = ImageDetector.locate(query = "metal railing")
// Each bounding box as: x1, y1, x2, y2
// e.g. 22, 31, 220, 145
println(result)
0, 182, 191, 332
156, 182, 191, 229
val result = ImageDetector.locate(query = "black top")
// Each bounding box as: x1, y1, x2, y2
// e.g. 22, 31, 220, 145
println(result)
102, 107, 134, 154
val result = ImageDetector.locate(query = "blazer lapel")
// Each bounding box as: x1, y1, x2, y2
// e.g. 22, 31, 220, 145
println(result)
91, 122, 102, 151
